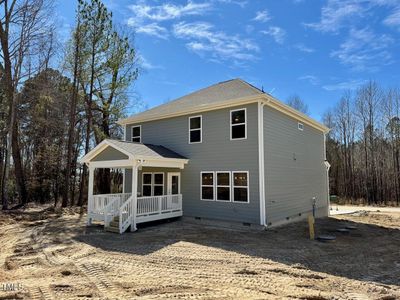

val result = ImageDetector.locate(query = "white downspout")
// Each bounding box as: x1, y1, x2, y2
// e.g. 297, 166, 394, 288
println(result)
258, 101, 267, 227
323, 133, 331, 216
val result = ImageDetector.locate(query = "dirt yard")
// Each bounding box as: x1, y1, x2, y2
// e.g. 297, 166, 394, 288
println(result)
0, 206, 399, 300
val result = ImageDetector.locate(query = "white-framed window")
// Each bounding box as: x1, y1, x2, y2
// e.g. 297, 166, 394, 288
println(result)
132, 125, 141, 143
298, 122, 304, 131
230, 108, 247, 140
232, 171, 249, 203
142, 172, 164, 196
216, 172, 231, 202
200, 172, 214, 201
142, 172, 152, 196
189, 115, 202, 144
153, 173, 164, 196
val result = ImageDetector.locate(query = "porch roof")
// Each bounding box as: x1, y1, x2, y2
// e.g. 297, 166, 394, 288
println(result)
79, 139, 188, 169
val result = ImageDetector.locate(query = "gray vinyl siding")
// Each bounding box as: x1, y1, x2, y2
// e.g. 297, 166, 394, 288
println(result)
92, 147, 128, 161
125, 104, 260, 224
263, 106, 328, 225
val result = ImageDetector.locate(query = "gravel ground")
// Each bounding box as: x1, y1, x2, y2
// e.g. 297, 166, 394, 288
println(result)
0, 205, 399, 300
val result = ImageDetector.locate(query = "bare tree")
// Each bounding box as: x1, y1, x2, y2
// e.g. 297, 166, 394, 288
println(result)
0, 0, 55, 208
287, 95, 309, 115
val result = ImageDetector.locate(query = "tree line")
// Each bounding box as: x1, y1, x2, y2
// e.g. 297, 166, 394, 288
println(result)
323, 82, 400, 205
1, 1, 399, 210
0, 0, 138, 209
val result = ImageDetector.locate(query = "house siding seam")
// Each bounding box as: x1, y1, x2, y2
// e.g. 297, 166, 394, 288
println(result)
124, 103, 260, 224
263, 105, 328, 225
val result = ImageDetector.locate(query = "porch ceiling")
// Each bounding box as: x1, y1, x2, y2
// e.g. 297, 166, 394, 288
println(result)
79, 139, 189, 169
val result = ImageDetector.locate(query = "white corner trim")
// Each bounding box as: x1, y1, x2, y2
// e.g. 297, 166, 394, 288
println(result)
258, 101, 266, 226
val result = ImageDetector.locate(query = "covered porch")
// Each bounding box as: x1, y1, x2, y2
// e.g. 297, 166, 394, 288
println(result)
80, 139, 188, 233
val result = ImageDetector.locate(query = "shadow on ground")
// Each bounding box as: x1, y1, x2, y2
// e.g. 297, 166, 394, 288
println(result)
35, 210, 400, 287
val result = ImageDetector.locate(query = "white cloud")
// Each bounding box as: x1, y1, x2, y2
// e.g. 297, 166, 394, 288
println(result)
127, 1, 212, 39
306, 0, 400, 32
137, 55, 163, 70
331, 27, 394, 71
294, 43, 315, 53
384, 6, 400, 27
298, 75, 319, 85
253, 10, 271, 22
322, 79, 367, 91
134, 23, 169, 39
305, 0, 365, 32
261, 26, 286, 44
173, 21, 259, 62
216, 0, 247, 7
128, 1, 212, 22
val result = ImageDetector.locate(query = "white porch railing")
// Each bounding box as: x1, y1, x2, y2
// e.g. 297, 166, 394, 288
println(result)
119, 197, 133, 233
90, 193, 131, 216
88, 193, 182, 233
137, 194, 182, 216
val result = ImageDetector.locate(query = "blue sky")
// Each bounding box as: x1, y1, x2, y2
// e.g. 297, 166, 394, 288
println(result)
56, 0, 400, 121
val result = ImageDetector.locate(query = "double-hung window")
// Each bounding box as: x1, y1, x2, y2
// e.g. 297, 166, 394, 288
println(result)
153, 173, 164, 196
142, 172, 164, 196
201, 172, 214, 200
142, 173, 152, 196
232, 171, 249, 203
132, 125, 141, 143
189, 115, 202, 143
200, 171, 249, 203
216, 172, 230, 201
230, 108, 246, 140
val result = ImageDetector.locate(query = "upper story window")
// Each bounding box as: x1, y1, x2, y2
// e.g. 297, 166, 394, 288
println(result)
230, 108, 247, 140
189, 115, 202, 144
131, 125, 141, 143
298, 122, 304, 131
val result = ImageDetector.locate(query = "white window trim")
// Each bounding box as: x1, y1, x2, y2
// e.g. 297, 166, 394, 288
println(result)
298, 122, 304, 131
142, 172, 164, 196
216, 171, 231, 202
200, 171, 215, 201
131, 125, 142, 143
230, 108, 247, 140
142, 172, 152, 196
152, 172, 164, 196
232, 171, 250, 204
188, 115, 202, 144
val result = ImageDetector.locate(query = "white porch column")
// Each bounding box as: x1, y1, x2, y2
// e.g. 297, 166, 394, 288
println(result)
87, 165, 95, 225
131, 164, 138, 231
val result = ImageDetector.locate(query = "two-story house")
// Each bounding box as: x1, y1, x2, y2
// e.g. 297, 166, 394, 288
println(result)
81, 79, 330, 233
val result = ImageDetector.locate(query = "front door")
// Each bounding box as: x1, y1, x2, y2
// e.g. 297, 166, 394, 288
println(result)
167, 172, 180, 195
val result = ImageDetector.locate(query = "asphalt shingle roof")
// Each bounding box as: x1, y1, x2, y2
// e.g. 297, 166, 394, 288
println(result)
106, 139, 187, 160
120, 79, 263, 124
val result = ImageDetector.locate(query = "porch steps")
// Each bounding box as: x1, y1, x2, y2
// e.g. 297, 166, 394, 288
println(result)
104, 216, 121, 233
